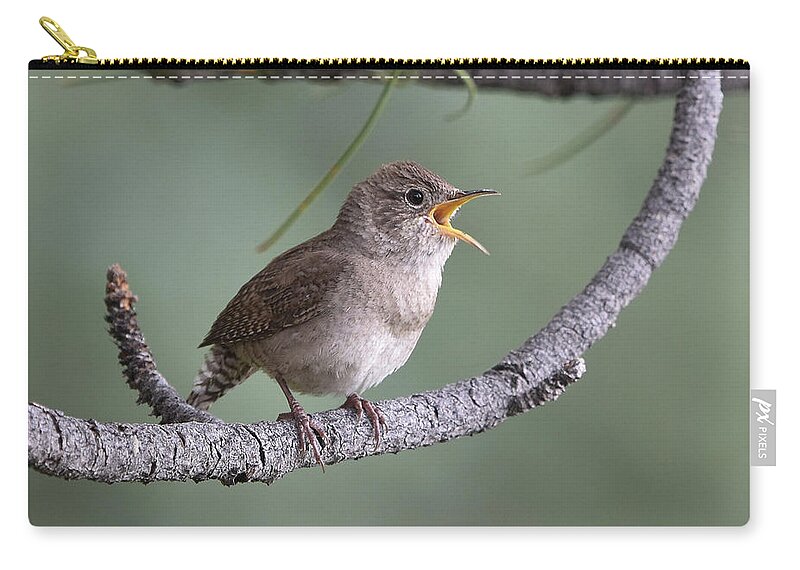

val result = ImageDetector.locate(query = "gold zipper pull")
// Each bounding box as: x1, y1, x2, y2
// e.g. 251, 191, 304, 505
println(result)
39, 16, 98, 64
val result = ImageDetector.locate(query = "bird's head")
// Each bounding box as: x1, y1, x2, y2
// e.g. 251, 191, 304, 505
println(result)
336, 161, 498, 262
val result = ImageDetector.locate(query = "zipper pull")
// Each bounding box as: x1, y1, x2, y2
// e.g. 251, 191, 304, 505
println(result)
39, 16, 98, 64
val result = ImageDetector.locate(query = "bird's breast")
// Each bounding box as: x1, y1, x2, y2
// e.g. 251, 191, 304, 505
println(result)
237, 257, 444, 396
353, 257, 442, 336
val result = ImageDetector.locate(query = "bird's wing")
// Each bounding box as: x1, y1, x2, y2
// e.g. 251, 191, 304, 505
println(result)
199, 245, 348, 347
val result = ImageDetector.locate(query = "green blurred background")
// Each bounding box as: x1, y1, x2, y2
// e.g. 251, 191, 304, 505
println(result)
28, 71, 748, 525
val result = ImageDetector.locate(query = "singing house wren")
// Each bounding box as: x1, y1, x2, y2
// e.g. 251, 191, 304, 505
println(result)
188, 161, 498, 467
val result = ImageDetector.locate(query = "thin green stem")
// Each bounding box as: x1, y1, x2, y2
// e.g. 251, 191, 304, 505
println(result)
256, 72, 400, 253
529, 99, 636, 176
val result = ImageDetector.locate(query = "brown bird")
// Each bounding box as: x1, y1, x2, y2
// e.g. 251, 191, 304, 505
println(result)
187, 161, 497, 467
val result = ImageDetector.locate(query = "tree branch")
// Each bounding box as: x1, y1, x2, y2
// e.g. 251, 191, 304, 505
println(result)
28, 359, 585, 485
27, 74, 723, 485
149, 68, 747, 97
456, 69, 746, 97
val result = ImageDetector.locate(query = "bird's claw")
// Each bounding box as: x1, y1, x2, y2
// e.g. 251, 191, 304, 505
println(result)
277, 404, 328, 471
340, 393, 387, 449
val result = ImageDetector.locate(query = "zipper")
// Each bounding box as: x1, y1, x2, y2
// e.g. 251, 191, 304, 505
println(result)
33, 16, 749, 70
38, 17, 99, 65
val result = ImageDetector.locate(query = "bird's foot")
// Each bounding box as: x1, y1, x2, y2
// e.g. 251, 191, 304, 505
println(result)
340, 393, 387, 449
277, 401, 328, 470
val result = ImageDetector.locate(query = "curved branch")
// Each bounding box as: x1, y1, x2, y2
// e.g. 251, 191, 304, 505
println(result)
105, 265, 218, 424
27, 74, 723, 485
499, 72, 724, 395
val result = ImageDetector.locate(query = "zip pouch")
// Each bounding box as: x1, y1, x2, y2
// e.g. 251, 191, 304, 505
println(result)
28, 17, 750, 526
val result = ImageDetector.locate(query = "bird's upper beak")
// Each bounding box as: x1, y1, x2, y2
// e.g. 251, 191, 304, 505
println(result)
426, 189, 500, 255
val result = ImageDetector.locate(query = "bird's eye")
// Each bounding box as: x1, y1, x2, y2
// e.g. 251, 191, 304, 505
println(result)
405, 188, 425, 207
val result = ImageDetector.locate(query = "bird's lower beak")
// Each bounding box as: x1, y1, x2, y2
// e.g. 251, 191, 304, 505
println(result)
427, 189, 500, 255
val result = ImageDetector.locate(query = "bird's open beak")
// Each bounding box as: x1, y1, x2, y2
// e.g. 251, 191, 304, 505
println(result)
427, 189, 500, 255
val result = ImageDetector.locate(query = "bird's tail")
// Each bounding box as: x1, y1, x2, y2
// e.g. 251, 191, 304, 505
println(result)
187, 345, 254, 410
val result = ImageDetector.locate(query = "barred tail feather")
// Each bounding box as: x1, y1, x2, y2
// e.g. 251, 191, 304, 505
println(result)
187, 345, 254, 410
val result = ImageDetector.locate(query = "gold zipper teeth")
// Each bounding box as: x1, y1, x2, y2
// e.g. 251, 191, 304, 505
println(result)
93, 57, 748, 68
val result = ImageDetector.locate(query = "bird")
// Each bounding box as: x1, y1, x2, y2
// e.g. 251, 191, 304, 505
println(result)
187, 161, 498, 467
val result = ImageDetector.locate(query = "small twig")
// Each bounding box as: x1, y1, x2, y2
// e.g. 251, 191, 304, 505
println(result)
105, 264, 219, 424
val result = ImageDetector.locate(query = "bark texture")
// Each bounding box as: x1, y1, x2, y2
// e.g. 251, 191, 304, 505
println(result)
28, 74, 724, 485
